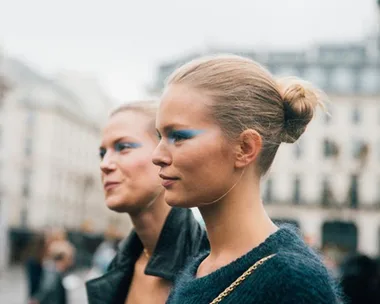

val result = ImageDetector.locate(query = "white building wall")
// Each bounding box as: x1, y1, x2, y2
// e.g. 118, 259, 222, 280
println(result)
1, 87, 129, 233
0, 59, 131, 271
263, 95, 380, 256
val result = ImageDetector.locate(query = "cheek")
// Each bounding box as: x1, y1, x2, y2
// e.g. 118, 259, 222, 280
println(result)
120, 152, 159, 181
178, 139, 232, 174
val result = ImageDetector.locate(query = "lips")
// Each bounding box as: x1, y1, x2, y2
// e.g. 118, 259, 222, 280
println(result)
159, 173, 179, 188
104, 181, 120, 191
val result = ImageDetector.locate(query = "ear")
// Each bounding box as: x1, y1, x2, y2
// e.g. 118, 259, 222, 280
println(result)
234, 129, 262, 168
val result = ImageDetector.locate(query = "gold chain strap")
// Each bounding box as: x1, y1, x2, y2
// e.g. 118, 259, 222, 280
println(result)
209, 253, 276, 304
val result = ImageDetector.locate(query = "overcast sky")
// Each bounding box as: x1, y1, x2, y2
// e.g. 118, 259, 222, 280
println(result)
0, 0, 378, 102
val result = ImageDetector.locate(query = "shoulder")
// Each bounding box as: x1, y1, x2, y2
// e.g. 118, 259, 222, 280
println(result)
257, 251, 342, 303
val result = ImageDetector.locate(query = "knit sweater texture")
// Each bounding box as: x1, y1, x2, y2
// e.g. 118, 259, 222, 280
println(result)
167, 226, 342, 304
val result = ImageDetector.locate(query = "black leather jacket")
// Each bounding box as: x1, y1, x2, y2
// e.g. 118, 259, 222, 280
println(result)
86, 207, 209, 304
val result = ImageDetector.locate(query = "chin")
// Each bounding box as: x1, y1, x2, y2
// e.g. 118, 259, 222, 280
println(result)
105, 195, 132, 212
105, 196, 156, 214
164, 193, 194, 208
106, 201, 129, 213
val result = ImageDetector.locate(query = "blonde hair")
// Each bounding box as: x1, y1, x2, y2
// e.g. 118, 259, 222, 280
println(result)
110, 100, 158, 118
110, 100, 159, 136
167, 54, 325, 175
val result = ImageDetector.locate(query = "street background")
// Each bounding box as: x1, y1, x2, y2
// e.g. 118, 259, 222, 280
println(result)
1, 0, 380, 303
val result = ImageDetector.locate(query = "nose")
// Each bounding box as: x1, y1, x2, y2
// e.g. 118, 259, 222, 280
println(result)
100, 151, 117, 174
152, 140, 172, 168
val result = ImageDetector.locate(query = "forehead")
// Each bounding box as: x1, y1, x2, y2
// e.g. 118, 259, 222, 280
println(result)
157, 84, 214, 129
101, 111, 153, 143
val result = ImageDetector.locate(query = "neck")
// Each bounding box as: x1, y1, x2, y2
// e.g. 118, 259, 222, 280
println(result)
199, 174, 277, 262
130, 192, 172, 257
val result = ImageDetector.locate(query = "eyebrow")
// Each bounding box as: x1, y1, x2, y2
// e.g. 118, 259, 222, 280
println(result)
159, 123, 192, 134
99, 136, 139, 149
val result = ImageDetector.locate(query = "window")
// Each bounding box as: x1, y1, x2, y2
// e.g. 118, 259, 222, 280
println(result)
359, 68, 380, 94
348, 175, 359, 208
324, 140, 331, 157
321, 177, 334, 206
22, 168, 32, 198
331, 67, 355, 93
352, 140, 361, 159
304, 67, 327, 89
293, 176, 301, 205
324, 139, 339, 158
352, 140, 368, 160
352, 106, 361, 124
22, 184, 30, 197
24, 110, 36, 157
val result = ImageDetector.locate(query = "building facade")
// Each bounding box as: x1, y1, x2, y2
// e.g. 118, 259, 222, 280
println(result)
0, 68, 10, 272
0, 57, 131, 270
150, 32, 380, 262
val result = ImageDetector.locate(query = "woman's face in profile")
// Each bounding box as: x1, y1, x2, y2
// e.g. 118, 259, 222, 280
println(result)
153, 84, 237, 208
100, 111, 162, 213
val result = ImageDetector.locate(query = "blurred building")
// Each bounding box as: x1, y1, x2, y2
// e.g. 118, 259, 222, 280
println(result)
0, 56, 131, 270
0, 67, 10, 272
150, 5, 380, 263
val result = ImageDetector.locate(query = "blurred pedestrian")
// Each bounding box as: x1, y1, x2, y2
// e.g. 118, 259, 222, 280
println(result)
30, 240, 75, 304
23, 234, 46, 300
85, 101, 208, 304
153, 54, 342, 303
88, 225, 119, 277
45, 227, 67, 245
339, 253, 380, 304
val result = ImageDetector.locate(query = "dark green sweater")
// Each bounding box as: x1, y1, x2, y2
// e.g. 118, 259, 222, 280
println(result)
167, 226, 342, 304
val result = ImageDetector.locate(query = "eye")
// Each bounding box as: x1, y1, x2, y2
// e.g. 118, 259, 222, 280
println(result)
99, 148, 106, 160
169, 131, 187, 143
156, 130, 162, 140
114, 142, 141, 152
168, 130, 204, 143
168, 130, 197, 143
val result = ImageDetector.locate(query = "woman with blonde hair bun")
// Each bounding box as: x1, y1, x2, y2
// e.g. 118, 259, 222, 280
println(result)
153, 55, 341, 303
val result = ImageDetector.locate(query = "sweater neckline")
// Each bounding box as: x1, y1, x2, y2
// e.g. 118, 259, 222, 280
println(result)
179, 227, 294, 292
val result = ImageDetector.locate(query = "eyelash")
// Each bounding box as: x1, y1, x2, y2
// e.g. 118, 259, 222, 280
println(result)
99, 143, 139, 159
168, 131, 194, 143
115, 143, 136, 151
99, 149, 106, 159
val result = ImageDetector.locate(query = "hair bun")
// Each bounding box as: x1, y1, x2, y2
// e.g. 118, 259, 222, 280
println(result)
277, 77, 324, 143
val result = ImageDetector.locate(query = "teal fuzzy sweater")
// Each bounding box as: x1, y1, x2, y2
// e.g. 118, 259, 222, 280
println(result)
167, 226, 342, 304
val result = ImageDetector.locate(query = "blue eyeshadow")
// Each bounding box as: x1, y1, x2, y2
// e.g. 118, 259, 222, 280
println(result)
168, 129, 204, 143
